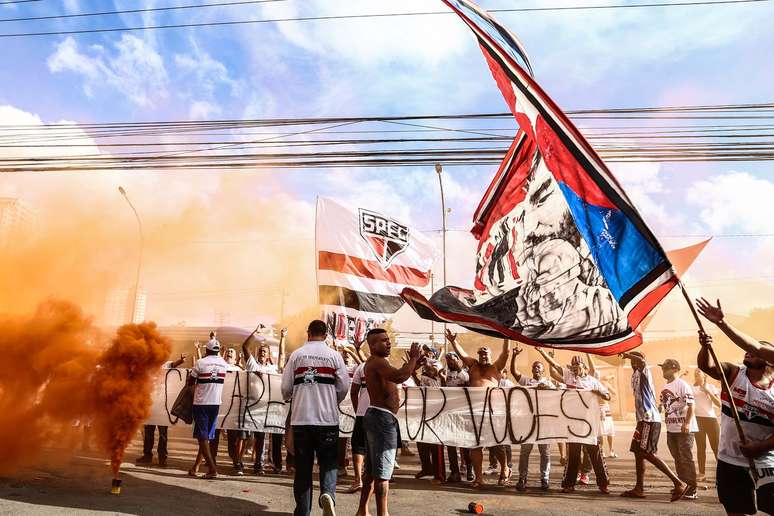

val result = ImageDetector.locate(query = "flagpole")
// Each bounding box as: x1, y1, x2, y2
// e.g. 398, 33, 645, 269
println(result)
435, 163, 448, 355
677, 280, 757, 478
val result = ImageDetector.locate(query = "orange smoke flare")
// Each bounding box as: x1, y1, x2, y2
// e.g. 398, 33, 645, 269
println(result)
91, 322, 171, 477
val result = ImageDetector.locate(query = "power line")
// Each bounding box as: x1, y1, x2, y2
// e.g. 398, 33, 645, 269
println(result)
0, 0, 768, 38
0, 0, 288, 24
0, 0, 41, 4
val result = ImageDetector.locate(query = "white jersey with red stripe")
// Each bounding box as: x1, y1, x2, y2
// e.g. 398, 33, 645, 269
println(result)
191, 354, 228, 406
719, 366, 774, 485
281, 340, 351, 426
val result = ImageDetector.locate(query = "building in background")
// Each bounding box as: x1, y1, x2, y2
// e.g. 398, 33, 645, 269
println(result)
102, 287, 147, 326
0, 197, 35, 248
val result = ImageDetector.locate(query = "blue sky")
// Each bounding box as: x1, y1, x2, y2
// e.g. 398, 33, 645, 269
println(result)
2, 0, 774, 330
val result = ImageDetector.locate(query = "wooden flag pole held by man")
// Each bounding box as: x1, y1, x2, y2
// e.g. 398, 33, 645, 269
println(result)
678, 281, 757, 479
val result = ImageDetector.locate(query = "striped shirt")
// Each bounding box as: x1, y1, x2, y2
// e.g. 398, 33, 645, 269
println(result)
632, 366, 661, 423
191, 354, 228, 406
281, 341, 351, 426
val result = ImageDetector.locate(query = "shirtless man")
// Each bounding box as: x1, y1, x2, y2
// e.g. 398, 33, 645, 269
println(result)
445, 329, 511, 487
356, 329, 421, 516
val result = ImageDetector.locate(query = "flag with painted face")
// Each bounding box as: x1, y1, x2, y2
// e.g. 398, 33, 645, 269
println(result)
401, 0, 679, 355
316, 197, 435, 344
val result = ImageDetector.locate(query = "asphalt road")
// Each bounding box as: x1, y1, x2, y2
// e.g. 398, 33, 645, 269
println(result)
0, 425, 728, 516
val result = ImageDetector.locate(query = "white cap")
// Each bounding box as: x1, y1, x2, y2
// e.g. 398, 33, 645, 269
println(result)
206, 338, 221, 352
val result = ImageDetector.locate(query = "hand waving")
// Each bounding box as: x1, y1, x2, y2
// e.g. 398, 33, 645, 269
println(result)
696, 297, 725, 325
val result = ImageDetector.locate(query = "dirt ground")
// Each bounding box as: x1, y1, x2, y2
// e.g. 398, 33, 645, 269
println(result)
0, 425, 728, 516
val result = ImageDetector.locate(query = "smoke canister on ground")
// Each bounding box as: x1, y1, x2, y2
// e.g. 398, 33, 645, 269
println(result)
110, 478, 122, 495
468, 502, 483, 514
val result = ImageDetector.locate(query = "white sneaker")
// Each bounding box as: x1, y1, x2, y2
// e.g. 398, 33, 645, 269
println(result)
484, 466, 498, 476
320, 493, 336, 516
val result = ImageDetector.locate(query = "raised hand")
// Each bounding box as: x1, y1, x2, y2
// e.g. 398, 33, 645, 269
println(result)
444, 329, 457, 344
408, 341, 422, 360
512, 343, 523, 356
280, 327, 288, 338
180, 353, 188, 361
696, 297, 725, 324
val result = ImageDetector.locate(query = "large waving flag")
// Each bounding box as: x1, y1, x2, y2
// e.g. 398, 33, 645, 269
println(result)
402, 0, 679, 355
316, 197, 435, 344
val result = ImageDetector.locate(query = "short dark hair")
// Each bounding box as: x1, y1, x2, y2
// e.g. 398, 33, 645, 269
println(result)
367, 328, 387, 338
307, 320, 328, 337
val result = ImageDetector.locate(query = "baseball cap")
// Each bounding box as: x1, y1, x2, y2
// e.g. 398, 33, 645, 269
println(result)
206, 338, 221, 352
658, 358, 680, 370
627, 350, 645, 360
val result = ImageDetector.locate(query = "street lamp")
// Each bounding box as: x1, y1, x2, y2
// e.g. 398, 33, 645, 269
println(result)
118, 186, 144, 323
435, 163, 448, 354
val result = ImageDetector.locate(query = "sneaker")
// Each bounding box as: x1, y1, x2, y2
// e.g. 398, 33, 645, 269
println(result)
253, 464, 264, 475
135, 455, 152, 465
484, 466, 498, 476
235, 462, 244, 476
578, 473, 590, 485
516, 477, 527, 492
466, 465, 474, 482
320, 493, 336, 516
541, 479, 550, 491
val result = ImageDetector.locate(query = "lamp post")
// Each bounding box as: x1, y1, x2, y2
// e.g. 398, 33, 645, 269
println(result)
118, 186, 144, 324
435, 163, 448, 354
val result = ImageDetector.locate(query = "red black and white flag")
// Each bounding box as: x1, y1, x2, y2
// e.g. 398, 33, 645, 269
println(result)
401, 0, 684, 355
316, 197, 435, 344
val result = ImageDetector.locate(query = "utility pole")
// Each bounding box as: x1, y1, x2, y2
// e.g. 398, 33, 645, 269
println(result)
118, 186, 143, 324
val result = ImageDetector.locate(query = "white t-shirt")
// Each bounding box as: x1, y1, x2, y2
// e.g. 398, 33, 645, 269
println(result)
446, 369, 469, 387
191, 354, 228, 406
420, 375, 442, 387
660, 378, 698, 433
245, 355, 278, 374
518, 375, 556, 389
352, 363, 371, 417
499, 378, 515, 388
693, 383, 720, 418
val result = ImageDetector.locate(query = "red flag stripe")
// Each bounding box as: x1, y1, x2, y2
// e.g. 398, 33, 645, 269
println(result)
294, 366, 336, 375
318, 251, 430, 287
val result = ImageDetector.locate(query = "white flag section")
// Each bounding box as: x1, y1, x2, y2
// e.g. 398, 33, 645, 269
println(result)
146, 370, 600, 447
315, 197, 436, 344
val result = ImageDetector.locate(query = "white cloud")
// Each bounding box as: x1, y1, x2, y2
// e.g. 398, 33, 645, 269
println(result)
687, 171, 774, 233
189, 100, 222, 120
47, 35, 168, 107
174, 41, 242, 97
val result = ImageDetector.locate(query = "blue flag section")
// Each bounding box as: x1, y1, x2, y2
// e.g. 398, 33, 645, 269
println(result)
401, 0, 678, 355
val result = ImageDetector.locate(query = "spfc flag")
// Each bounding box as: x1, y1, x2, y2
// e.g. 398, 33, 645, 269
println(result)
316, 197, 435, 344
402, 0, 680, 355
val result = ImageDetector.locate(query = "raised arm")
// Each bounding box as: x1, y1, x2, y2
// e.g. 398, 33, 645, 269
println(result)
536, 347, 563, 382
493, 338, 510, 372
697, 297, 774, 362
170, 353, 188, 368
697, 331, 738, 381
381, 342, 422, 384
586, 353, 597, 378
446, 329, 475, 368
241, 324, 262, 362
510, 344, 524, 382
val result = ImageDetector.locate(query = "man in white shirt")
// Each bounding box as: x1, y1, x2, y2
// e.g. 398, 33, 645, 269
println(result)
243, 327, 283, 475
511, 345, 555, 491
442, 351, 470, 483
188, 338, 228, 479
692, 368, 720, 481
348, 361, 370, 493
659, 358, 698, 499
281, 320, 350, 516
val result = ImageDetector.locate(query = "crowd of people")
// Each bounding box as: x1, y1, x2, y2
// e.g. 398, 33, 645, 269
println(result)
133, 296, 773, 516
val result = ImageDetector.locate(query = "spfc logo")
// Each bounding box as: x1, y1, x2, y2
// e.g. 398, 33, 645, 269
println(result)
359, 208, 410, 269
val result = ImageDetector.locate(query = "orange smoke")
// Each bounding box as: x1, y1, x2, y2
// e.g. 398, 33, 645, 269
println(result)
0, 300, 170, 477
91, 321, 171, 477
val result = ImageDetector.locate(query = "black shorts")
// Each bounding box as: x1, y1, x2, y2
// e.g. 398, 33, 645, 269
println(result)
717, 460, 774, 515
351, 416, 366, 456
630, 421, 660, 455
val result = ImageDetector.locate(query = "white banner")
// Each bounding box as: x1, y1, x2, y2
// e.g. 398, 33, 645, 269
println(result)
147, 370, 600, 447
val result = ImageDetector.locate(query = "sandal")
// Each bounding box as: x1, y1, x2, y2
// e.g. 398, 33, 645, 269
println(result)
671, 483, 687, 502
498, 467, 512, 486
187, 468, 199, 477
620, 489, 646, 498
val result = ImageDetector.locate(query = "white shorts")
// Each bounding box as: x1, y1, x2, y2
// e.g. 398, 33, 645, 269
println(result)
600, 416, 615, 437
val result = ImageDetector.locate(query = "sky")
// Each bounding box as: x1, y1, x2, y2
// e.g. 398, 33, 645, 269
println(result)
1, 0, 774, 336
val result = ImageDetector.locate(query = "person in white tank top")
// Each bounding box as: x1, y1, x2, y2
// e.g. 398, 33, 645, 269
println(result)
696, 298, 774, 515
